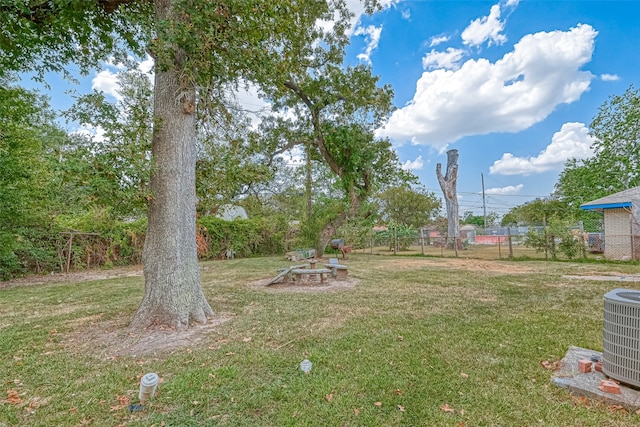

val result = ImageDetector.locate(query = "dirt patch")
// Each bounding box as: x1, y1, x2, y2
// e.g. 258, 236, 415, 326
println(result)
368, 257, 535, 274
1, 265, 143, 290
65, 314, 234, 358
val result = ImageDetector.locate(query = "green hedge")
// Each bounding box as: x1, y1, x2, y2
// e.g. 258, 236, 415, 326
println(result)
197, 215, 289, 259
0, 218, 147, 280
1, 214, 291, 280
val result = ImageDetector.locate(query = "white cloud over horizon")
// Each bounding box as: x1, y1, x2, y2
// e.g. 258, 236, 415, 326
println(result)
489, 122, 595, 175
485, 184, 524, 195
377, 24, 597, 148
402, 155, 424, 171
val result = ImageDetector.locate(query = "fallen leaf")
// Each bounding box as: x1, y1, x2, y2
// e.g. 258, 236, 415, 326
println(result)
242, 337, 252, 342
440, 403, 455, 413
6, 389, 22, 405
325, 392, 334, 402
225, 352, 236, 356
572, 396, 591, 408
354, 408, 360, 415
397, 405, 405, 412
608, 405, 627, 413
456, 422, 466, 427
116, 395, 130, 405
397, 335, 404, 341
69, 407, 79, 413
460, 372, 469, 379
374, 401, 382, 407
541, 360, 561, 370
394, 388, 403, 395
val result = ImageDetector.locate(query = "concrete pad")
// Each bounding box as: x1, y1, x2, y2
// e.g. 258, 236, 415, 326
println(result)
552, 346, 640, 410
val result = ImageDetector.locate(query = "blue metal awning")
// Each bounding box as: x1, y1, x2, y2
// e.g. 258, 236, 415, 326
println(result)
581, 202, 632, 212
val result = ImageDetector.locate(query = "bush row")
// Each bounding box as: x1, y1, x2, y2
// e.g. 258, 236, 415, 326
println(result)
0, 215, 294, 280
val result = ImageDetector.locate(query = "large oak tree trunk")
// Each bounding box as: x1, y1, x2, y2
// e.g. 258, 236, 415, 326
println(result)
316, 189, 361, 257
130, 0, 213, 331
436, 149, 460, 249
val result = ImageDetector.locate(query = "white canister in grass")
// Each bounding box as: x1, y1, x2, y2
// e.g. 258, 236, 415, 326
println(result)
139, 373, 159, 403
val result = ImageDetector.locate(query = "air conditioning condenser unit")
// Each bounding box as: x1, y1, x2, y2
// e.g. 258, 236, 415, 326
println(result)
603, 288, 640, 388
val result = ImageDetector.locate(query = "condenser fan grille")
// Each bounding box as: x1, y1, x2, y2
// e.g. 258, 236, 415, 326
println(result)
603, 289, 640, 388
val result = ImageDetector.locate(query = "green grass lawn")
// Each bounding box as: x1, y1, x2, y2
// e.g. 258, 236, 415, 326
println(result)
1, 255, 640, 426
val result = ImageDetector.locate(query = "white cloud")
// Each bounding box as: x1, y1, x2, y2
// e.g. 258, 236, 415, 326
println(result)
139, 56, 154, 74
377, 24, 597, 148
601, 73, 620, 81
422, 47, 465, 70
232, 82, 273, 128
92, 55, 155, 101
92, 69, 121, 101
321, 0, 396, 36
461, 4, 507, 47
73, 124, 107, 143
281, 145, 306, 167
485, 184, 524, 195
489, 122, 595, 175
354, 25, 383, 64
401, 9, 411, 20
402, 155, 424, 170
430, 34, 450, 47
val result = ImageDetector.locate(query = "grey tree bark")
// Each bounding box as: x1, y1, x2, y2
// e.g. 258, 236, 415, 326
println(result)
436, 149, 460, 249
316, 188, 362, 257
129, 0, 213, 331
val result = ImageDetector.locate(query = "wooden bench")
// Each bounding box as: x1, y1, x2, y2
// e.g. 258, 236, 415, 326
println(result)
267, 265, 307, 285
290, 268, 331, 284
324, 263, 348, 280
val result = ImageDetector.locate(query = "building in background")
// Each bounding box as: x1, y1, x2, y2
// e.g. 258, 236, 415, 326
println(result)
581, 187, 640, 260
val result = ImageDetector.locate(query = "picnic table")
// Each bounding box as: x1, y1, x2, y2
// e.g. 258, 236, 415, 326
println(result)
290, 268, 332, 284
324, 263, 348, 280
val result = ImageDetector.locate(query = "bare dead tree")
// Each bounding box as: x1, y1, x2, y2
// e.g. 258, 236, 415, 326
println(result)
436, 149, 461, 250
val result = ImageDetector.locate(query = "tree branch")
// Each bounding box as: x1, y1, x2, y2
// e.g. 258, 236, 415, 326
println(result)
7, 0, 146, 23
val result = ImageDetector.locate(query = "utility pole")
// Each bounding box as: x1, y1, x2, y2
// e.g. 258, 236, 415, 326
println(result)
481, 173, 487, 228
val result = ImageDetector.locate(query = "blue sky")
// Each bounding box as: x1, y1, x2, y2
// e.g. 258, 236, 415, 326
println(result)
346, 0, 640, 217
20, 0, 640, 218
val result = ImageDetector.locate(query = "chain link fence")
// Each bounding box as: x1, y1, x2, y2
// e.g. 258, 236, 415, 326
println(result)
348, 220, 608, 260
